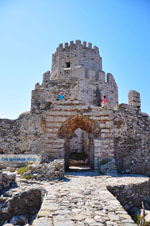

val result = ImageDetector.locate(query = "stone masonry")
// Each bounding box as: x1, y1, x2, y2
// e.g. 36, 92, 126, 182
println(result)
32, 173, 149, 226
0, 40, 150, 174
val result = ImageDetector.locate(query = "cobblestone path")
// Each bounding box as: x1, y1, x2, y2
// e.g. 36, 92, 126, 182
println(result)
33, 172, 147, 226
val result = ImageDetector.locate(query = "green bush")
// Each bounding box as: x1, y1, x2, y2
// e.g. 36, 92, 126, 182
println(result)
98, 169, 105, 175
22, 174, 34, 180
135, 214, 150, 226
70, 152, 85, 160
17, 165, 29, 175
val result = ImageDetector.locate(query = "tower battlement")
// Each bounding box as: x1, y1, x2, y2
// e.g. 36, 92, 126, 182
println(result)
51, 40, 102, 81
52, 40, 99, 59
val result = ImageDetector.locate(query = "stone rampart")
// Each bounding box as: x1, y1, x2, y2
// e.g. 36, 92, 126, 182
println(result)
0, 112, 45, 157
113, 103, 150, 175
128, 90, 141, 108
31, 69, 118, 113
108, 179, 150, 213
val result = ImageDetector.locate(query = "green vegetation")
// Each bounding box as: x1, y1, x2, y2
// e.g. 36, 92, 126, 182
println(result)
135, 214, 150, 226
17, 165, 29, 175
70, 152, 85, 161
98, 169, 105, 175
17, 164, 33, 180
22, 174, 34, 180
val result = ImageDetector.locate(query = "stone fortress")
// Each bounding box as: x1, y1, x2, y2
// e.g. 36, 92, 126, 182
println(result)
0, 40, 150, 174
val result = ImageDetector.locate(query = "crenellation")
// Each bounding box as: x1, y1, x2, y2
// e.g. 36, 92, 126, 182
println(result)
128, 90, 141, 109
54, 40, 102, 54
42, 71, 50, 87
56, 47, 59, 54
70, 40, 74, 46
52, 53, 55, 60
35, 82, 40, 90
83, 41, 87, 48
107, 73, 114, 84
59, 43, 63, 49
76, 40, 81, 46
65, 42, 69, 48
88, 42, 92, 48
94, 45, 99, 52
98, 71, 105, 83
54, 40, 101, 54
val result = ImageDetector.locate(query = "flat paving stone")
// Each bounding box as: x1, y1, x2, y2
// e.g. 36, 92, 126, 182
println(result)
32, 172, 149, 226
32, 217, 53, 226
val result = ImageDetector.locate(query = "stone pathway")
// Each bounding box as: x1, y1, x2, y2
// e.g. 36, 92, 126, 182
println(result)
32, 171, 148, 226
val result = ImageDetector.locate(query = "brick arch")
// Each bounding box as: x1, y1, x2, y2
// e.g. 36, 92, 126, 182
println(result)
58, 115, 101, 138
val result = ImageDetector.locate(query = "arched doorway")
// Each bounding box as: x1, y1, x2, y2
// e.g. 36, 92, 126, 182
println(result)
58, 116, 101, 171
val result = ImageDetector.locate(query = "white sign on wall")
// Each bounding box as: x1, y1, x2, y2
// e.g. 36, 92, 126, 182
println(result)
0, 154, 40, 163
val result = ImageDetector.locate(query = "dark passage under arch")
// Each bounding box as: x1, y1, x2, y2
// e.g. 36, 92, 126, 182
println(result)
58, 116, 101, 171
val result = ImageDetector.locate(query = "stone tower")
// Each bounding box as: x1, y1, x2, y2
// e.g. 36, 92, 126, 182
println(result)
31, 40, 118, 111
51, 40, 102, 80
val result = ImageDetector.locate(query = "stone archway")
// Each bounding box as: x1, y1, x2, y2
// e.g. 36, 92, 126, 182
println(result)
58, 116, 101, 171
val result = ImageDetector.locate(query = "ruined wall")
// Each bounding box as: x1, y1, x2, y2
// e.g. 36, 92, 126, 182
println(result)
113, 104, 150, 175
31, 68, 118, 113
0, 172, 16, 194
84, 72, 118, 108
108, 179, 150, 212
0, 112, 46, 156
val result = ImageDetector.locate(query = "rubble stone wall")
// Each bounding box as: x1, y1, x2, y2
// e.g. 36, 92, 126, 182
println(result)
0, 101, 150, 173
0, 186, 43, 225
0, 112, 45, 156
113, 104, 150, 175
27, 159, 64, 180
31, 69, 118, 113
108, 179, 150, 212
0, 171, 16, 195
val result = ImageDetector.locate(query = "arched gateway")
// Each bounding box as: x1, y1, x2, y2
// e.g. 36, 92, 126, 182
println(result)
45, 104, 115, 172
57, 116, 101, 170
58, 115, 100, 139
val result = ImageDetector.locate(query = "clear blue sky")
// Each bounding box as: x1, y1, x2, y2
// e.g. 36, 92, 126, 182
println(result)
0, 0, 149, 119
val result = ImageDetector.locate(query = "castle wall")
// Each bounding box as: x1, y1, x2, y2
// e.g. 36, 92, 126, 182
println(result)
113, 104, 150, 175
0, 100, 149, 173
31, 67, 118, 113
81, 73, 118, 108
0, 112, 46, 157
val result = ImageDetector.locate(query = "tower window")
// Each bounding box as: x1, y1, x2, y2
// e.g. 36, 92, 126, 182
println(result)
66, 62, 70, 68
